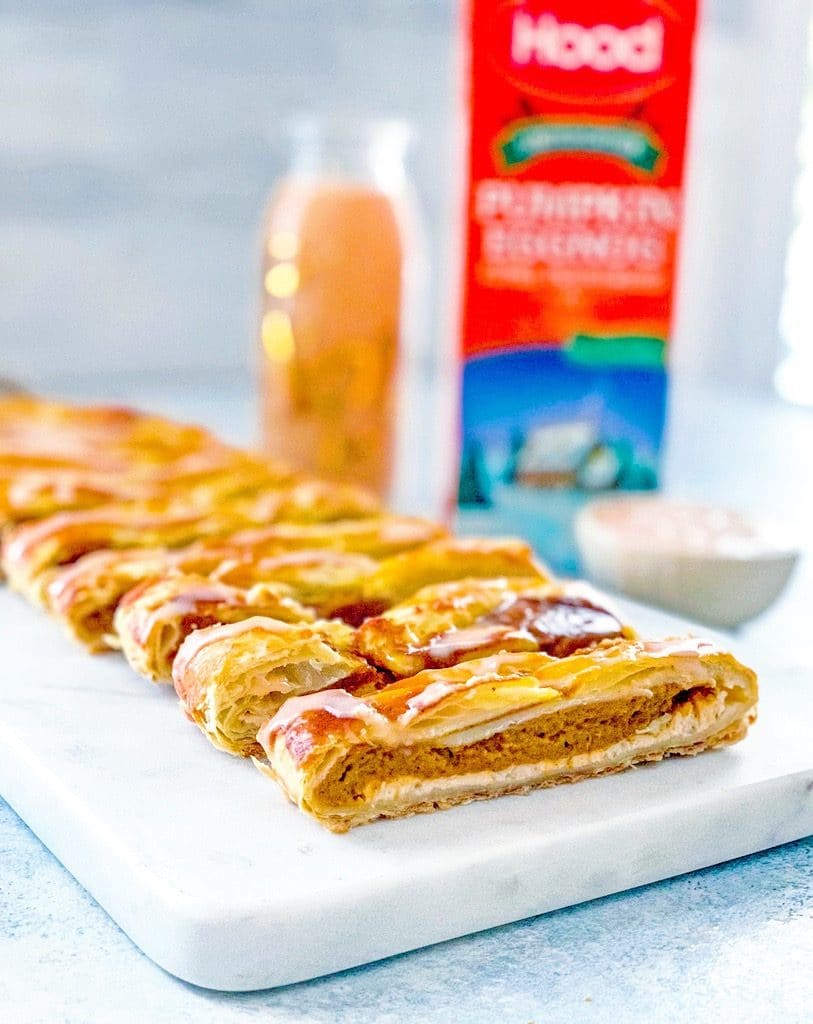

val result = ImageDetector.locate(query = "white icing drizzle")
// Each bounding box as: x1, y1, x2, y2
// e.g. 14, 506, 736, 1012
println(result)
138, 581, 239, 621
280, 548, 367, 566
259, 689, 386, 746
46, 550, 121, 601
5, 510, 79, 561
640, 637, 719, 657
400, 681, 460, 722
172, 616, 295, 677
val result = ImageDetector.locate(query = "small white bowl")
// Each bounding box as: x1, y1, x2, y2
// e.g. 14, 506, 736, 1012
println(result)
575, 496, 799, 628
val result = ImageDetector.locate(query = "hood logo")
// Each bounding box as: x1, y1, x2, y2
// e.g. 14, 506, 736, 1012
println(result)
511, 12, 664, 73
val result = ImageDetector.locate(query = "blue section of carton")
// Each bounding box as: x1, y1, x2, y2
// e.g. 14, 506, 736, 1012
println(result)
456, 346, 667, 574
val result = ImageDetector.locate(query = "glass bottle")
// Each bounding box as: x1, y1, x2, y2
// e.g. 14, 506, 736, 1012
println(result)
258, 118, 434, 506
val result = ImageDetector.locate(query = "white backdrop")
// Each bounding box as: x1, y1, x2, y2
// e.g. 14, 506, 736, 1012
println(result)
1, 0, 810, 393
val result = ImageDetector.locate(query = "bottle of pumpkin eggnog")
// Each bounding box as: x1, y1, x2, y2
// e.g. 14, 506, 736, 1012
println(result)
258, 118, 438, 512
455, 0, 700, 572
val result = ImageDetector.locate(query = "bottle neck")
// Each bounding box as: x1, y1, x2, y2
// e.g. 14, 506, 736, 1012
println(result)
285, 119, 410, 193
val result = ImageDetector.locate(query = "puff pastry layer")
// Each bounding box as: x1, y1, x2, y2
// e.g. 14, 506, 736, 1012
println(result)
173, 617, 382, 757
195, 515, 447, 560
0, 396, 216, 475
170, 578, 626, 758
45, 546, 240, 652
0, 397, 296, 526
116, 544, 551, 683
45, 534, 541, 654
115, 575, 316, 682
355, 578, 631, 675
43, 517, 449, 652
257, 639, 758, 831
2, 480, 379, 602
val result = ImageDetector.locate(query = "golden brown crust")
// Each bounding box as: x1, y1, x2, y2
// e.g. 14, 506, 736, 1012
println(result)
0, 398, 210, 530
0, 469, 156, 523
41, 517, 444, 652
42, 529, 539, 653
165, 578, 631, 762
194, 515, 447, 560
40, 518, 446, 652
0, 398, 297, 528
0, 399, 287, 514
209, 550, 379, 617
358, 537, 549, 607
45, 546, 238, 651
0, 392, 383, 587
355, 578, 632, 676
2, 481, 380, 600
0, 453, 296, 523
0, 396, 217, 474
115, 574, 316, 682
173, 616, 381, 757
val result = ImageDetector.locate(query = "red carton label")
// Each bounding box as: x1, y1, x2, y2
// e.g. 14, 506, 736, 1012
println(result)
461, 0, 698, 356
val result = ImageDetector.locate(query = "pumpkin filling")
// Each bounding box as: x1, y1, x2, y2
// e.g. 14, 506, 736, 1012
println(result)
312, 682, 716, 808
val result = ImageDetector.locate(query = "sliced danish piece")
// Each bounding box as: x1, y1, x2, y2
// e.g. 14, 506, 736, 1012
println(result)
2, 479, 379, 603
44, 515, 445, 653
115, 574, 316, 683
213, 536, 549, 627
256, 638, 759, 832
3, 500, 218, 604
173, 617, 381, 757
170, 578, 617, 760
355, 578, 631, 676
0, 468, 156, 525
0, 398, 296, 527
0, 397, 224, 529
0, 396, 217, 474
211, 550, 380, 617
0, 450, 293, 526
331, 536, 551, 625
45, 546, 248, 652
203, 514, 447, 560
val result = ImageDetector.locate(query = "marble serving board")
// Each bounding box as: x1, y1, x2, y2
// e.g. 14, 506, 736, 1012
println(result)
0, 588, 811, 992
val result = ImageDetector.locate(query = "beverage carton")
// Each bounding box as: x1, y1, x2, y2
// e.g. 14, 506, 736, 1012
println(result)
456, 0, 699, 572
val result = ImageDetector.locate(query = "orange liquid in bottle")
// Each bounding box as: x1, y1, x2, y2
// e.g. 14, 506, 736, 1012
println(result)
260, 178, 403, 498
